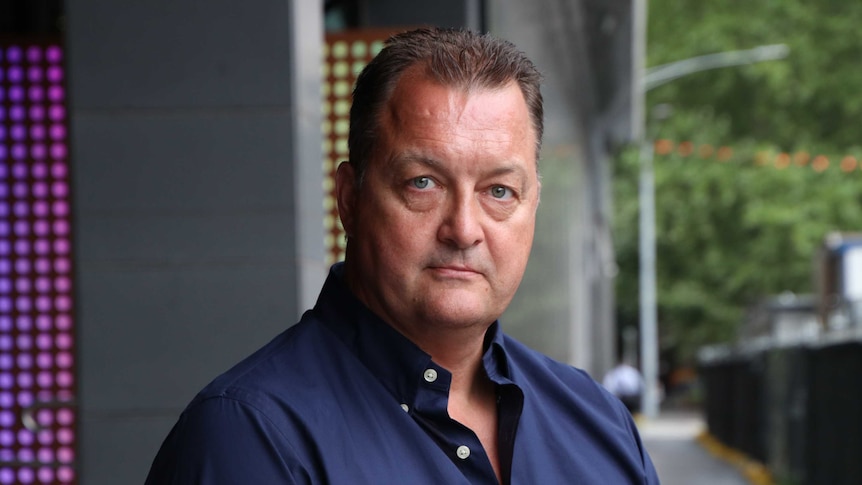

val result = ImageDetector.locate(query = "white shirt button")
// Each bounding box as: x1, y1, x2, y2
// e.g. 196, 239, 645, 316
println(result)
456, 445, 470, 459
400, 403, 409, 412
423, 368, 438, 383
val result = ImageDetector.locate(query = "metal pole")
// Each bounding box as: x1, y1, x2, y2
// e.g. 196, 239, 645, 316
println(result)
636, 44, 789, 419
638, 130, 659, 418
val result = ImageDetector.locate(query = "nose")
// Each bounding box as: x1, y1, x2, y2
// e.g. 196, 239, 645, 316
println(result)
437, 192, 484, 249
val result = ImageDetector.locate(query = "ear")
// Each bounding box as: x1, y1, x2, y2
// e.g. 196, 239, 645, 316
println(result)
335, 161, 358, 237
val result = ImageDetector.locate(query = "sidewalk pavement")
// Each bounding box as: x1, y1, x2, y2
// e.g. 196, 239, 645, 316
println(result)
639, 409, 749, 485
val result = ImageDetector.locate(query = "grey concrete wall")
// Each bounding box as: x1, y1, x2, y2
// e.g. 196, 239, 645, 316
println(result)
66, 1, 324, 483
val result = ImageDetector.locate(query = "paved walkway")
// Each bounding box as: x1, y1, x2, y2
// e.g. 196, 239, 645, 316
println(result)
639, 410, 749, 485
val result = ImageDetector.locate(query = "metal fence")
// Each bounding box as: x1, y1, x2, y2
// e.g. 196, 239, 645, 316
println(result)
699, 335, 862, 485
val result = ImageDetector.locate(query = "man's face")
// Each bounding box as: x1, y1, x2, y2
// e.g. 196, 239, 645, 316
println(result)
336, 69, 540, 342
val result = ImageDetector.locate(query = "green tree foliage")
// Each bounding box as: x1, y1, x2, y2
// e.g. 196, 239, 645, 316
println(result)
646, 0, 862, 149
613, 0, 862, 361
614, 125, 862, 360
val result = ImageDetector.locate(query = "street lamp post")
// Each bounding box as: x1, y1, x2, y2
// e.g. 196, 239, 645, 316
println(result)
637, 45, 790, 419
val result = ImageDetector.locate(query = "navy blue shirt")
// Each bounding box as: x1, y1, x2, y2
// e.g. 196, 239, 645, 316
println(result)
146, 264, 659, 484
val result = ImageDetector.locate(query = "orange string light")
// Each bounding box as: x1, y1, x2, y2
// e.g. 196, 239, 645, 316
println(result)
652, 141, 858, 174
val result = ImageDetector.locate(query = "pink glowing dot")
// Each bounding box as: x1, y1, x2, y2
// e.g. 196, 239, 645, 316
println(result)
57, 443, 75, 463
15, 296, 31, 312
17, 391, 34, 407
57, 466, 74, 483
36, 275, 50, 291
56, 352, 72, 369
17, 429, 34, 446
54, 258, 70, 274
51, 162, 67, 178
30, 127, 46, 143
49, 104, 65, 120
37, 372, 52, 388
7, 66, 23, 83
36, 334, 51, 349
30, 105, 45, 122
34, 237, 49, 254
37, 429, 53, 445
48, 85, 64, 102
14, 220, 29, 236
16, 334, 32, 349
34, 258, 50, 274
37, 447, 53, 463
17, 373, 33, 389
36, 315, 50, 330
34, 220, 50, 237
54, 239, 70, 254
50, 124, 66, 140
10, 125, 25, 141
17, 466, 35, 484
57, 408, 73, 425
35, 410, 52, 429
46, 46, 62, 63
9, 106, 24, 122
36, 353, 52, 368
57, 429, 74, 446
31, 143, 47, 160
36, 296, 51, 312
28, 66, 43, 83
32, 161, 47, 177
52, 201, 69, 216
55, 276, 70, 292
38, 467, 54, 483
56, 314, 72, 330
28, 85, 44, 102
53, 220, 70, 237
55, 295, 71, 311
51, 181, 68, 198
11, 144, 26, 160
13, 201, 28, 217
50, 143, 67, 159
13, 181, 28, 197
26, 46, 42, 62
56, 333, 72, 349
32, 182, 48, 199
33, 199, 49, 215
47, 66, 63, 83
57, 371, 73, 388
15, 314, 31, 330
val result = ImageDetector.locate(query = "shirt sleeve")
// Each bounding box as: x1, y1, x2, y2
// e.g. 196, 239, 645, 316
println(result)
145, 395, 309, 485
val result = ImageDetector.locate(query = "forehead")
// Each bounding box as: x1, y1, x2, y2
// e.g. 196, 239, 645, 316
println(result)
378, 69, 537, 158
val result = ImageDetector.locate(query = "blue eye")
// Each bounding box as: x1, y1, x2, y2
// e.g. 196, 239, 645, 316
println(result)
490, 186, 511, 199
411, 177, 433, 189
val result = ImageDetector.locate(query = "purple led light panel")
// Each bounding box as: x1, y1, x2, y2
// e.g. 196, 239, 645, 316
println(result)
0, 43, 75, 484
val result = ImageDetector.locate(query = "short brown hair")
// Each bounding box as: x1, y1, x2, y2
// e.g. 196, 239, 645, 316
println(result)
348, 27, 544, 184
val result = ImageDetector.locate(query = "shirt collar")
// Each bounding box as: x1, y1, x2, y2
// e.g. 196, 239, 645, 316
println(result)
313, 263, 514, 405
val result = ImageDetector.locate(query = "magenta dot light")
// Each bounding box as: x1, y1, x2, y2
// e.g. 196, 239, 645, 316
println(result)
0, 43, 76, 484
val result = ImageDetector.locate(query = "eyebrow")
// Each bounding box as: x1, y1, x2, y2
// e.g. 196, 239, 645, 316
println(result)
391, 152, 530, 178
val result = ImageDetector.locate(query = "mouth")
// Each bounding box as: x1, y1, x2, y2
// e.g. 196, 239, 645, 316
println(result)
427, 264, 483, 279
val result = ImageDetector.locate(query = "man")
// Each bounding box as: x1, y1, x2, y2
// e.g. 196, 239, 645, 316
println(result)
603, 360, 646, 415
146, 27, 659, 484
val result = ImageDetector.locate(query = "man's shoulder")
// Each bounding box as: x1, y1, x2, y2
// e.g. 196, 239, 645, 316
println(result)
501, 334, 598, 385
501, 334, 627, 416
190, 313, 343, 410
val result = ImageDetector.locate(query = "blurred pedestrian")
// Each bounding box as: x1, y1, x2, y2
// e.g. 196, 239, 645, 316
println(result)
603, 360, 646, 414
